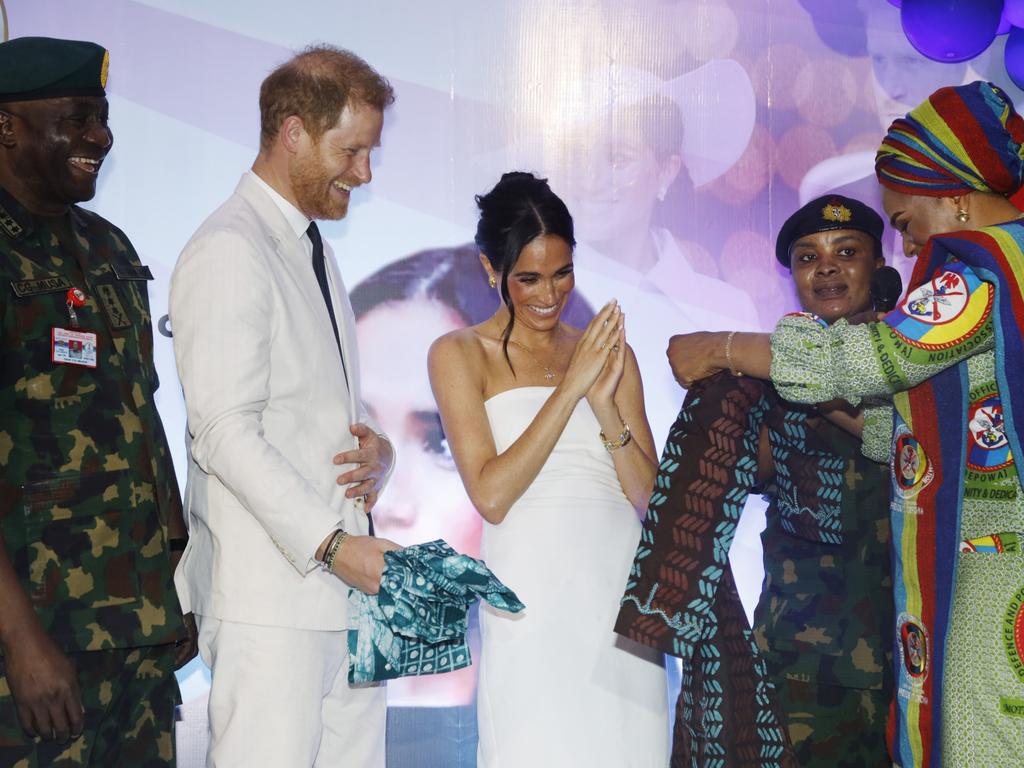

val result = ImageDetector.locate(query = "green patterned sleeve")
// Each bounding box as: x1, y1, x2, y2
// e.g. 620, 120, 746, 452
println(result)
860, 404, 894, 464
770, 314, 882, 405
770, 309, 995, 405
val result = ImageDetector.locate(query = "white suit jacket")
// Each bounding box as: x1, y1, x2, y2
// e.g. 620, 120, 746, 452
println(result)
170, 173, 380, 630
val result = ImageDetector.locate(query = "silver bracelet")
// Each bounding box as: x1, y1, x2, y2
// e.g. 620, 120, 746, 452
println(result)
322, 529, 348, 573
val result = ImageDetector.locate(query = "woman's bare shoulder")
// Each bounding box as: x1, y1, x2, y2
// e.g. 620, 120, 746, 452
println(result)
429, 323, 499, 371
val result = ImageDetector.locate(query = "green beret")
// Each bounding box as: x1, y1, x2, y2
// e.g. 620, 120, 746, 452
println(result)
775, 194, 884, 267
0, 37, 108, 102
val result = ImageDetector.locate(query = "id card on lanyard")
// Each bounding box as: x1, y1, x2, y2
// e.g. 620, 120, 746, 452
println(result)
52, 286, 98, 367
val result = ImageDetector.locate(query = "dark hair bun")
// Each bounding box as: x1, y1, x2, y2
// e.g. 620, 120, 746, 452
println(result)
474, 171, 574, 275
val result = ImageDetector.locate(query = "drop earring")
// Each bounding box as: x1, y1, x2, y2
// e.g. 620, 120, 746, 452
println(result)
956, 209, 969, 223
488, 275, 497, 288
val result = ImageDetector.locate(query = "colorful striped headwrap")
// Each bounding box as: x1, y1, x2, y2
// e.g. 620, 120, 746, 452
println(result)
875, 81, 1024, 197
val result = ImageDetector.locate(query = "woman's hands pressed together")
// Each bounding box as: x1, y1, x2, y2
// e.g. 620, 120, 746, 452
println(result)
561, 300, 623, 402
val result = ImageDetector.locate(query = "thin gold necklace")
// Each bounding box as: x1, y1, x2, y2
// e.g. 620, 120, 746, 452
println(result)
508, 338, 558, 381
497, 317, 562, 382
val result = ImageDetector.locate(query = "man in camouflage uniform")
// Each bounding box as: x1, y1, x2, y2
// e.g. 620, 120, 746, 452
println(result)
0, 37, 194, 766
750, 196, 894, 766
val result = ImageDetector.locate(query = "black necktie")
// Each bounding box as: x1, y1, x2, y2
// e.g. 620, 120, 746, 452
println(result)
307, 221, 347, 382
308, 222, 373, 533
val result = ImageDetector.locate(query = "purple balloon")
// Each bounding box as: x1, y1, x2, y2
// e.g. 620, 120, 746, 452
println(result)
1006, 26, 1024, 90
999, 10, 1013, 35
1007, 0, 1024, 28
901, 0, 1002, 62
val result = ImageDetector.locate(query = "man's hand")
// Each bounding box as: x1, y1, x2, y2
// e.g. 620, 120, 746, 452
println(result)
174, 613, 199, 670
168, 550, 199, 669
333, 424, 393, 514
330, 535, 401, 595
666, 331, 727, 388
3, 624, 83, 743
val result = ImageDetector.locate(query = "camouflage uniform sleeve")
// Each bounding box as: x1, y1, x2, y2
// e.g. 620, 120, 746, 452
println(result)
861, 404, 894, 464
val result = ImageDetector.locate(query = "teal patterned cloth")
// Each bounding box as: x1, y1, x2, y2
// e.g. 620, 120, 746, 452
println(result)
347, 539, 524, 684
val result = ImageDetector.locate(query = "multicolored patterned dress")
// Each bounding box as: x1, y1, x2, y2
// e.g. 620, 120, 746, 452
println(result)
771, 220, 1024, 767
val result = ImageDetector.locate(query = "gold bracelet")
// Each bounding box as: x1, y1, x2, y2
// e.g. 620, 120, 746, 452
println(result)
724, 330, 743, 377
600, 421, 632, 452
323, 529, 349, 573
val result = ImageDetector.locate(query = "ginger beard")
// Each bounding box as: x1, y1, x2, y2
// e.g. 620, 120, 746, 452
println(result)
289, 140, 354, 221
286, 103, 382, 221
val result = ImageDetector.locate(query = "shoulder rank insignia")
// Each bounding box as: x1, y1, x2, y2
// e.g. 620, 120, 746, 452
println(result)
111, 263, 154, 281
0, 204, 24, 239
96, 283, 131, 329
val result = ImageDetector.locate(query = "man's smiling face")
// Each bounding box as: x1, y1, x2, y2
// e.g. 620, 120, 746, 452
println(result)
2, 95, 112, 215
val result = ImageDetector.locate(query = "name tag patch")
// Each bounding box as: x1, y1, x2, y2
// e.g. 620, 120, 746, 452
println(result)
52, 327, 98, 367
10, 276, 72, 297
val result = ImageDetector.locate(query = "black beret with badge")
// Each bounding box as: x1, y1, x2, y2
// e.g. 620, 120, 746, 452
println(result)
775, 194, 884, 267
0, 36, 108, 102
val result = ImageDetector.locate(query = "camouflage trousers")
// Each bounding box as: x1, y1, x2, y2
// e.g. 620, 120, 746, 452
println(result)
0, 644, 180, 767
769, 657, 891, 768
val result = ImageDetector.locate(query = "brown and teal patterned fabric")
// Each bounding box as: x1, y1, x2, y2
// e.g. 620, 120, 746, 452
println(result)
616, 373, 797, 768
348, 539, 523, 683
617, 370, 893, 767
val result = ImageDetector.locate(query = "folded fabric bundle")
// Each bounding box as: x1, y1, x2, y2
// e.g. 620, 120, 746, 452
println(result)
347, 539, 524, 684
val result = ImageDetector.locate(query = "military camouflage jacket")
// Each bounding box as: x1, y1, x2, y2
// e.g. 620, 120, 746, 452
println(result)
0, 186, 185, 652
753, 406, 893, 691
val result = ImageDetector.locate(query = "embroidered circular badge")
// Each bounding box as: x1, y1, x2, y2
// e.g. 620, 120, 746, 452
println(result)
961, 532, 1022, 554
889, 265, 993, 351
967, 394, 1014, 472
1006, 586, 1024, 684
891, 426, 934, 500
899, 613, 929, 680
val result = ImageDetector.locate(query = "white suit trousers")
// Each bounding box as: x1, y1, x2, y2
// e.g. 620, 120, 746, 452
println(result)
198, 615, 386, 768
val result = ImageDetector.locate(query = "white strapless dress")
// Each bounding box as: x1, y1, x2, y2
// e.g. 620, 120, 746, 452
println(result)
476, 387, 669, 768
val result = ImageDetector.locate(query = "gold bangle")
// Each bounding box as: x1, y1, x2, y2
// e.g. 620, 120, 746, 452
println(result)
724, 330, 743, 377
600, 421, 632, 452
323, 529, 348, 573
